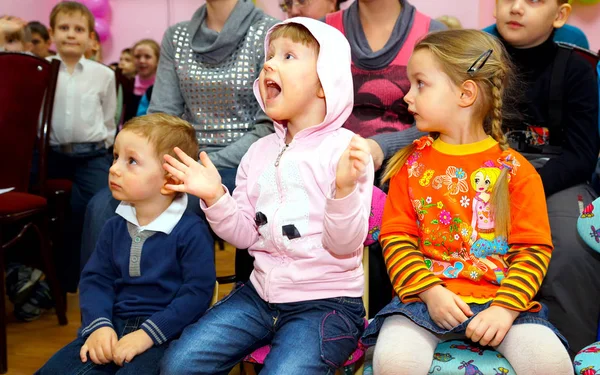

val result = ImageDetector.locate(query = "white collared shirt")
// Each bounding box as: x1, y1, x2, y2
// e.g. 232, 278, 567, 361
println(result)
115, 194, 188, 235
48, 55, 116, 148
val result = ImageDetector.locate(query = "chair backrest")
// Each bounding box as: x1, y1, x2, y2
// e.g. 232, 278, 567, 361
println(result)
211, 281, 219, 306
0, 53, 60, 193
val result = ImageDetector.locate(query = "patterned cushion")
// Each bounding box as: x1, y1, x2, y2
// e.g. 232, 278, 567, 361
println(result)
428, 340, 514, 375
574, 341, 600, 375
577, 198, 600, 254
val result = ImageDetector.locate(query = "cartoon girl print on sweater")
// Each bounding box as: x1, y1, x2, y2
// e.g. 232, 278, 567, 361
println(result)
468, 164, 509, 282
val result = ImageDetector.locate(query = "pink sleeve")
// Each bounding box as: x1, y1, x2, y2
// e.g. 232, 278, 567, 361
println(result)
322, 159, 374, 255
201, 153, 259, 249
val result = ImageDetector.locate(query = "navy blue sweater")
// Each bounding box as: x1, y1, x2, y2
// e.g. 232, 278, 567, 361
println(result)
79, 213, 215, 345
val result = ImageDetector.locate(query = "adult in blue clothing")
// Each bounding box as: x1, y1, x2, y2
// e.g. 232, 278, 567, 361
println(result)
37, 115, 215, 375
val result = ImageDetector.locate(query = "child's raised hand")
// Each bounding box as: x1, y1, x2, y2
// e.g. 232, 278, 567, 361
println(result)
0, 16, 26, 35
335, 135, 371, 198
112, 330, 154, 366
465, 305, 520, 347
163, 149, 225, 207
80, 326, 118, 365
419, 285, 474, 330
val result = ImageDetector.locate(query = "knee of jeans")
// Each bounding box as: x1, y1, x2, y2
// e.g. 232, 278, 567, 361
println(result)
319, 310, 360, 369
160, 345, 189, 375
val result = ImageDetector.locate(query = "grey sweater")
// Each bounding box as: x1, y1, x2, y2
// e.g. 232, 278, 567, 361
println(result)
149, 0, 278, 169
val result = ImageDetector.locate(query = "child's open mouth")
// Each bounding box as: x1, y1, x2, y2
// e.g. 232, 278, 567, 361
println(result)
266, 80, 281, 100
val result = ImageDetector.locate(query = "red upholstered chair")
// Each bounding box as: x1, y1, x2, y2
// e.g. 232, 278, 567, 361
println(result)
0, 53, 67, 374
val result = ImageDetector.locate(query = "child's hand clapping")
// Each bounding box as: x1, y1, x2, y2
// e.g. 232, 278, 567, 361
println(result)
113, 330, 154, 366
335, 135, 371, 199
466, 305, 520, 347
419, 285, 473, 330
80, 326, 118, 365
163, 149, 225, 207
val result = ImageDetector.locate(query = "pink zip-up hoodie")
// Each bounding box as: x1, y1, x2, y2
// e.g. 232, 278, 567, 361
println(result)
202, 17, 374, 303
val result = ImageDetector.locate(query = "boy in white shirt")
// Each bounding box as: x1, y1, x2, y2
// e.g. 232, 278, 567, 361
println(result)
47, 1, 117, 292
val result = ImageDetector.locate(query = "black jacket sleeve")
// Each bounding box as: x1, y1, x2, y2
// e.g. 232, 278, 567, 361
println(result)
539, 54, 599, 197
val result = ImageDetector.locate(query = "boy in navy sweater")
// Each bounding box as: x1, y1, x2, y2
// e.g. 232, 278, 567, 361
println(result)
37, 114, 216, 374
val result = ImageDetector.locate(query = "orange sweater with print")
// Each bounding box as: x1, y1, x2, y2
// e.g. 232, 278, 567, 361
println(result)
381, 136, 553, 312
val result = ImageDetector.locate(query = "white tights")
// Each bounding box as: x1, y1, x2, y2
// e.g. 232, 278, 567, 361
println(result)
372, 315, 572, 375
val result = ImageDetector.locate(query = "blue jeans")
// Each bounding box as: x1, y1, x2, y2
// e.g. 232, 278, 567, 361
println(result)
80, 168, 237, 271
36, 316, 169, 375
160, 282, 365, 375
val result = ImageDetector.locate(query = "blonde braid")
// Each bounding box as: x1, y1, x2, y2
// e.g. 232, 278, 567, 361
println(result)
490, 70, 508, 151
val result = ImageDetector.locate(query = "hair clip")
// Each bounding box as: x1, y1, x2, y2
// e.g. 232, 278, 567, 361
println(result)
467, 49, 493, 76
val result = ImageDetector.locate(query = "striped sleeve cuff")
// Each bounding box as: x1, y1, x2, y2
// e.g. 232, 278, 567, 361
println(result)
382, 234, 444, 302
141, 319, 168, 346
80, 317, 114, 338
491, 244, 551, 312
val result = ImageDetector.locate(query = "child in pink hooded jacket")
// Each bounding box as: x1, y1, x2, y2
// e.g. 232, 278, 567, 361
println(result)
160, 17, 374, 375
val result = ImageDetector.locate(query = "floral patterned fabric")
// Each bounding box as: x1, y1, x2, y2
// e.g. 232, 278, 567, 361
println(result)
380, 136, 552, 309
574, 341, 600, 375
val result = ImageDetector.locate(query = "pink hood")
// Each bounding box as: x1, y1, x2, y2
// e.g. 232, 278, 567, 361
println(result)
203, 18, 373, 303
253, 17, 354, 140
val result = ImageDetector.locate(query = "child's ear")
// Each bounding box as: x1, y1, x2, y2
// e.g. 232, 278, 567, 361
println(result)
553, 3, 572, 29
458, 80, 478, 108
160, 173, 181, 196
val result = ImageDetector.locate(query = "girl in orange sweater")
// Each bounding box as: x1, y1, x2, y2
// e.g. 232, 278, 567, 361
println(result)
362, 29, 571, 375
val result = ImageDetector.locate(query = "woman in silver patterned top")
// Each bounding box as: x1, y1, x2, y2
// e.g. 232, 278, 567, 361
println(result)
81, 0, 279, 277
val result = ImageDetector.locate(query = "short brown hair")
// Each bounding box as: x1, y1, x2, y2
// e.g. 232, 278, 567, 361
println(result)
121, 114, 199, 166
268, 23, 320, 55
27, 21, 50, 41
50, 1, 95, 33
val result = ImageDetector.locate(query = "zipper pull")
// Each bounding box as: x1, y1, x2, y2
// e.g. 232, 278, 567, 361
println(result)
274, 144, 289, 167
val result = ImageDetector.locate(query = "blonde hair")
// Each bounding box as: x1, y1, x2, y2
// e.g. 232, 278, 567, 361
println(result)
268, 23, 320, 55
436, 15, 463, 30
133, 39, 160, 61
121, 114, 198, 166
50, 1, 95, 33
383, 29, 515, 238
